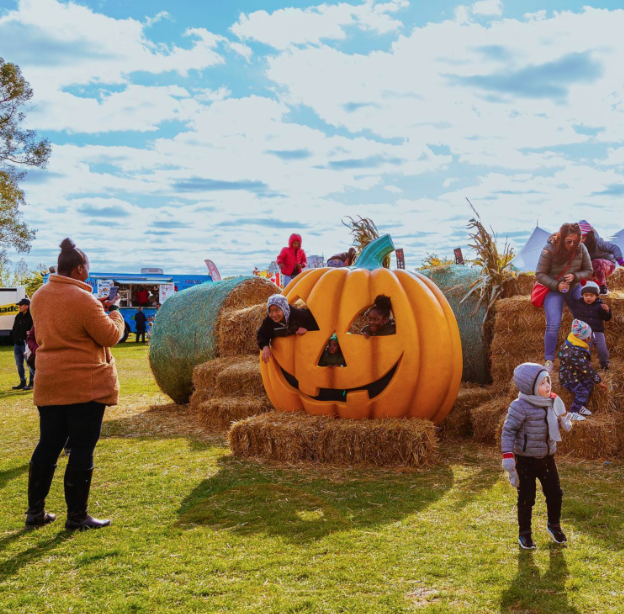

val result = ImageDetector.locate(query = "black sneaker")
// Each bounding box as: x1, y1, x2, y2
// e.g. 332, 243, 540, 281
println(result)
12, 381, 26, 390
518, 535, 537, 550
600, 285, 609, 295
547, 525, 567, 544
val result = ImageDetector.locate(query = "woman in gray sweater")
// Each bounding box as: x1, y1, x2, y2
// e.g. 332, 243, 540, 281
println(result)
535, 223, 593, 372
501, 362, 572, 550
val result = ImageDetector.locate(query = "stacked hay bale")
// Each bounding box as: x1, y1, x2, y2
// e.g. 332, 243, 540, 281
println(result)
149, 276, 276, 403
191, 356, 273, 430
229, 412, 438, 467
438, 385, 495, 439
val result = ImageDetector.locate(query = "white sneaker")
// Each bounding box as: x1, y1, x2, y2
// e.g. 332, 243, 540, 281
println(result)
579, 407, 592, 416
545, 360, 554, 374
570, 413, 586, 421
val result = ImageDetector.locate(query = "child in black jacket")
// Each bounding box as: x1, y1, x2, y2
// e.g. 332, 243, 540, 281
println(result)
572, 281, 612, 369
258, 294, 319, 363
558, 319, 608, 421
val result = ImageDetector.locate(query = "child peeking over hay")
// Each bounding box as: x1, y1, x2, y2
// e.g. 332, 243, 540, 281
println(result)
557, 318, 608, 421
572, 280, 612, 370
361, 295, 396, 338
318, 334, 346, 368
501, 363, 572, 550
257, 294, 319, 363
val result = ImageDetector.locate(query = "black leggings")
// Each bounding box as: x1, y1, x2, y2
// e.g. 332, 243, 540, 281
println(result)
31, 402, 106, 471
516, 454, 563, 536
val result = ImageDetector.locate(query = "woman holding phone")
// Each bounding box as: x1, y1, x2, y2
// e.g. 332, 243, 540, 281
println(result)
25, 238, 125, 530
535, 223, 593, 373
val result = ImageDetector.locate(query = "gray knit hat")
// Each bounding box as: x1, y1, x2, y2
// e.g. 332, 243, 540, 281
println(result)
581, 281, 600, 295
513, 362, 549, 396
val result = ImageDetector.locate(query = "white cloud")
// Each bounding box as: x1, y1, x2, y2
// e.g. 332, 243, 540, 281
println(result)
144, 10, 172, 28
231, 0, 407, 49
471, 0, 503, 17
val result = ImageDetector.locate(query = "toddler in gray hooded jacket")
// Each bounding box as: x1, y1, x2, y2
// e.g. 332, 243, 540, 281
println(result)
501, 362, 572, 550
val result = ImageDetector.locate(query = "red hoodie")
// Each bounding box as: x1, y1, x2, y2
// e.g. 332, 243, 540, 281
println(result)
277, 233, 307, 276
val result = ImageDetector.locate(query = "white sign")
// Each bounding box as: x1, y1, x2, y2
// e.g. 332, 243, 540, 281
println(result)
97, 279, 114, 299
159, 284, 175, 303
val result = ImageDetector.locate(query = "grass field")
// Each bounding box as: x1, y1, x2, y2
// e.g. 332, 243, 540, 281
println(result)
1, 342, 624, 613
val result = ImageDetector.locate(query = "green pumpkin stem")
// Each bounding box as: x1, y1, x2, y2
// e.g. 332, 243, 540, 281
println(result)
355, 234, 395, 270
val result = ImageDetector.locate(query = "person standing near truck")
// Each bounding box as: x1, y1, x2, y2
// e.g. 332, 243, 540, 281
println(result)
12, 298, 34, 391
135, 307, 147, 343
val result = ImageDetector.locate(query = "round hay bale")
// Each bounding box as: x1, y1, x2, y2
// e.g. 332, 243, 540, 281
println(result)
228, 412, 438, 467
149, 277, 276, 403
420, 265, 488, 384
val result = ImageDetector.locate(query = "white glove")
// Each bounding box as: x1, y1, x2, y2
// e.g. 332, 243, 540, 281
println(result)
560, 413, 572, 432
502, 456, 519, 488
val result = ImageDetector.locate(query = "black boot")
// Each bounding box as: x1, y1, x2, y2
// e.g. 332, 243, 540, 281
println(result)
12, 380, 26, 390
25, 462, 57, 528
64, 466, 111, 531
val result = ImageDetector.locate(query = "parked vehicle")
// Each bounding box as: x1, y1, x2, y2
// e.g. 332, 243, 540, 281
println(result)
0, 287, 27, 344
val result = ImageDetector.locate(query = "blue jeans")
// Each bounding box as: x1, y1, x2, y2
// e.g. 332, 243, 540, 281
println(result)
14, 343, 34, 385
543, 285, 580, 361
282, 274, 292, 287
562, 380, 594, 413
31, 402, 106, 470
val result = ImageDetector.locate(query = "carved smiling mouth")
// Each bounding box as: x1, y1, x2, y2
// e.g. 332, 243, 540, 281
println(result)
280, 362, 399, 402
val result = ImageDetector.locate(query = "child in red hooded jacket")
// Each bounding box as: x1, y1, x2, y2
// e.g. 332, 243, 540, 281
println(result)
277, 233, 307, 286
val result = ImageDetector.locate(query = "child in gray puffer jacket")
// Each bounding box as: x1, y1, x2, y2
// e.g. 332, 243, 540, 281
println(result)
501, 362, 572, 550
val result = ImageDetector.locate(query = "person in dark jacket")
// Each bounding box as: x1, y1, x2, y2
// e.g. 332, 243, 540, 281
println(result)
535, 223, 593, 372
360, 295, 396, 337
135, 307, 147, 343
258, 294, 319, 363
578, 220, 624, 295
557, 319, 608, 421
318, 334, 346, 367
501, 362, 572, 549
12, 298, 35, 391
571, 281, 612, 368
327, 248, 357, 268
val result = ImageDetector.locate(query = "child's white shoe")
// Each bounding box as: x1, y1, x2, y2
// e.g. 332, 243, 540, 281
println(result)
579, 407, 592, 416
570, 413, 586, 421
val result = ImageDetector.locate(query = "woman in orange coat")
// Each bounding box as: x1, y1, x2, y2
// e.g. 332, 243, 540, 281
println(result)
26, 238, 125, 531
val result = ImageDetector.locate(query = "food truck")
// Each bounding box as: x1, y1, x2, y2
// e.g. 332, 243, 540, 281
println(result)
44, 268, 213, 342
0, 287, 27, 342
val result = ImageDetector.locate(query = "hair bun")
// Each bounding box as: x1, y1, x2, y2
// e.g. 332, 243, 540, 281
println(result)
374, 294, 392, 311
60, 238, 76, 253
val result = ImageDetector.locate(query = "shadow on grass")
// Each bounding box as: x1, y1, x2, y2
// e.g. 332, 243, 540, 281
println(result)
175, 455, 454, 544
0, 530, 70, 584
500, 546, 579, 614
0, 464, 28, 491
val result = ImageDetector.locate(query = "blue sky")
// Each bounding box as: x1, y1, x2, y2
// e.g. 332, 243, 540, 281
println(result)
1, 0, 624, 275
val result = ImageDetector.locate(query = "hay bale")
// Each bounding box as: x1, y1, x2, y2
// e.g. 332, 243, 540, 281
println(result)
229, 412, 438, 467
217, 303, 267, 357
189, 388, 211, 413
502, 273, 536, 298
229, 413, 326, 463
420, 265, 489, 384
215, 356, 265, 397
439, 385, 496, 439
198, 397, 273, 430
610, 268, 624, 292
470, 397, 511, 443
149, 277, 276, 403
558, 413, 624, 460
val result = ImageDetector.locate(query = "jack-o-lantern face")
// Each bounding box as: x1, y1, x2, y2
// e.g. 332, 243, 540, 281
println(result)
260, 235, 463, 422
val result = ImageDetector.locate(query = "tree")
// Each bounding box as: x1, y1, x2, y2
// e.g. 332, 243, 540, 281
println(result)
0, 57, 51, 259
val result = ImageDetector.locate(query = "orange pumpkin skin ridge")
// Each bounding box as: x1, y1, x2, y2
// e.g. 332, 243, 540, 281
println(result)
261, 266, 463, 423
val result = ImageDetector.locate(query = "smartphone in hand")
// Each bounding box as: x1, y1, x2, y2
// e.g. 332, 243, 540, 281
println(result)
108, 286, 119, 301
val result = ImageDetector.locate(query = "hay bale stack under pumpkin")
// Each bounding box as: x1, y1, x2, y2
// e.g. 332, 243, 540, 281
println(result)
149, 276, 276, 403
470, 396, 515, 444
229, 412, 438, 467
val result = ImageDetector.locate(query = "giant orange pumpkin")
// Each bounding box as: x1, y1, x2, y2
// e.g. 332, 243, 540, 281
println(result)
260, 235, 463, 423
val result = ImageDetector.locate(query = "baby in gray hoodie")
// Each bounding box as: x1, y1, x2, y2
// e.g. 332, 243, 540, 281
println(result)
501, 362, 572, 550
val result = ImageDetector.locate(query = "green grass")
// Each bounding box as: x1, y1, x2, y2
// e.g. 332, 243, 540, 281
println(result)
1, 343, 624, 613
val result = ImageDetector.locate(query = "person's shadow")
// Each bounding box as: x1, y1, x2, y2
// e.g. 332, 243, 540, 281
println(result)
500, 546, 580, 614
175, 455, 454, 544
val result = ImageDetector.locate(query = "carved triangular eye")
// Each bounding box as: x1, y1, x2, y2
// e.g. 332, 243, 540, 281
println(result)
347, 305, 374, 334
318, 333, 347, 367
283, 297, 320, 333
347, 301, 396, 336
